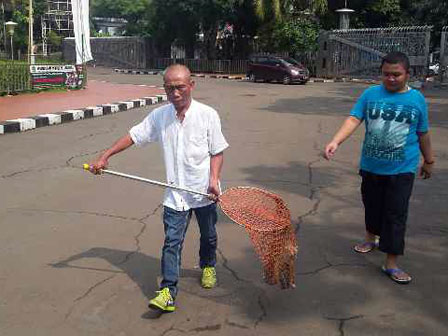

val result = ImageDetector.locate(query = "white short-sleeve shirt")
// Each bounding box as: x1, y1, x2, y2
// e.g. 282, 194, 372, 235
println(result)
129, 99, 229, 211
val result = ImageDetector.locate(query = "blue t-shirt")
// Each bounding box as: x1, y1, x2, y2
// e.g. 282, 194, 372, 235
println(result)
350, 85, 429, 175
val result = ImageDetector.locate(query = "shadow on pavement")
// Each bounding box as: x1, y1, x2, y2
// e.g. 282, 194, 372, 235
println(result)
240, 160, 355, 199
49, 246, 268, 321
51, 247, 160, 299
259, 84, 365, 116
260, 84, 448, 130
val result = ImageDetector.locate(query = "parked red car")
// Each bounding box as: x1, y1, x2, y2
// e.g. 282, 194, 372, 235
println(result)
247, 55, 309, 84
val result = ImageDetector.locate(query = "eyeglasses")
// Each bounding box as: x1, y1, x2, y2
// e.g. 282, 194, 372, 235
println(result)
164, 84, 189, 93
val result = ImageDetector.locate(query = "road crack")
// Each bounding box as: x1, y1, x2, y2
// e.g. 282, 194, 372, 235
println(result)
0, 165, 66, 179
65, 149, 106, 167
225, 319, 250, 329
7, 207, 141, 222
159, 323, 221, 335
216, 248, 247, 283
254, 295, 267, 328
297, 262, 367, 276
325, 315, 364, 336
120, 204, 163, 265
65, 274, 117, 320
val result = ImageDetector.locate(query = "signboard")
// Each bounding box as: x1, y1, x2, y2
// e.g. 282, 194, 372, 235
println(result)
30, 64, 85, 89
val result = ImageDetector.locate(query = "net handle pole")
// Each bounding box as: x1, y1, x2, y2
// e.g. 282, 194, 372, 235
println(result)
83, 164, 210, 197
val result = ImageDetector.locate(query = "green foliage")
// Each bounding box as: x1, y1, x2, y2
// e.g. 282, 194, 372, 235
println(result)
272, 18, 320, 54
196, 0, 236, 58
47, 30, 62, 47
253, 0, 285, 22
369, 0, 400, 15
253, 0, 328, 23
407, 0, 448, 30
405, 0, 448, 48
33, 0, 48, 16
229, 0, 258, 36
150, 0, 199, 55
92, 31, 112, 37
91, 0, 150, 20
0, 1, 47, 54
253, 1, 326, 55
320, 0, 413, 29
0, 60, 30, 94
289, 0, 328, 15
360, 0, 402, 26
11, 8, 28, 52
91, 0, 153, 36
149, 0, 237, 58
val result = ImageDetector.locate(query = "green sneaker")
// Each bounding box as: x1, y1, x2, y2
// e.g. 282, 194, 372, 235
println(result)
148, 288, 175, 312
201, 266, 217, 289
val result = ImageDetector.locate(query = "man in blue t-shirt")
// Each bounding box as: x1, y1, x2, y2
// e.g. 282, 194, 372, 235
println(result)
324, 52, 434, 284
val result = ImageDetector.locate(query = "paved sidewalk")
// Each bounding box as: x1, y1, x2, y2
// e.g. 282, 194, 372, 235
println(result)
0, 80, 166, 134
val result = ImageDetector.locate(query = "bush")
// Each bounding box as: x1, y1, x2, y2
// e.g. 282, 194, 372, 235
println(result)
0, 61, 31, 94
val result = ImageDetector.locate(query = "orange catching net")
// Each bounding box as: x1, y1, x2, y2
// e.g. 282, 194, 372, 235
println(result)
218, 187, 298, 289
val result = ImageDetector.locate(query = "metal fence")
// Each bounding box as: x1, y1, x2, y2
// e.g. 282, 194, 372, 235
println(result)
0, 62, 31, 94
439, 26, 448, 83
317, 26, 432, 78
150, 58, 249, 74
63, 37, 147, 68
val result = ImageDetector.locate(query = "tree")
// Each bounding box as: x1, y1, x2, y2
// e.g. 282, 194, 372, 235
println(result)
253, 0, 284, 22
91, 0, 152, 36
407, 0, 448, 31
225, 0, 259, 58
0, 0, 46, 55
196, 0, 236, 59
150, 0, 200, 58
406, 0, 448, 50
253, 0, 327, 22
357, 0, 402, 27
318, 0, 411, 29
47, 30, 62, 48
289, 0, 327, 15
272, 18, 320, 54
253, 0, 326, 55
150, 0, 240, 59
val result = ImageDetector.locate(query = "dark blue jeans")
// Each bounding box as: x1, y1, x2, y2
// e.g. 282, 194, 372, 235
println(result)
160, 203, 217, 298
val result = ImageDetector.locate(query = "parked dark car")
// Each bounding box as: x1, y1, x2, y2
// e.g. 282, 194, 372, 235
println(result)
247, 55, 310, 84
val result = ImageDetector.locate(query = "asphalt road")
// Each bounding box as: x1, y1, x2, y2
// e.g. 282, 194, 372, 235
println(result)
1, 67, 447, 335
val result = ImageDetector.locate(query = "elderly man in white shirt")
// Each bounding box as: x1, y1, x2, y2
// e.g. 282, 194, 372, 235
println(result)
88, 64, 229, 313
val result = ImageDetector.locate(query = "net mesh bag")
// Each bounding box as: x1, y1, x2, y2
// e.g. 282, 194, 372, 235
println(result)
219, 187, 298, 289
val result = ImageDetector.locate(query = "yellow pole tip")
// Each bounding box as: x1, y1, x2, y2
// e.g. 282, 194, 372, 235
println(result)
83, 164, 90, 170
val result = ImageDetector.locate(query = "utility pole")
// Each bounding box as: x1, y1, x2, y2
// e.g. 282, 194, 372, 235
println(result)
1, 2, 6, 54
29, 0, 35, 64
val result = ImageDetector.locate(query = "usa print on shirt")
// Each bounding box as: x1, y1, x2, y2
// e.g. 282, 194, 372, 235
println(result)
363, 101, 417, 162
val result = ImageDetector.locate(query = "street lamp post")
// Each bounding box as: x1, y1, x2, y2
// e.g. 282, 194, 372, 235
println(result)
5, 21, 18, 60
335, 0, 355, 30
